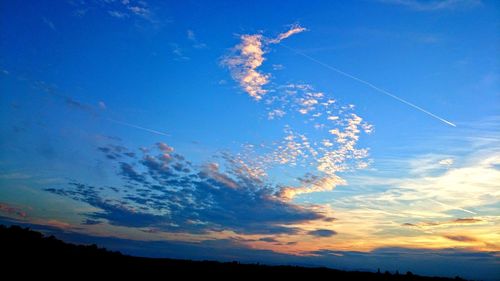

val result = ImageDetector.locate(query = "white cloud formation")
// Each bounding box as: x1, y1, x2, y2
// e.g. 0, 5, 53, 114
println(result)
336, 151, 500, 220
222, 24, 372, 201
222, 25, 307, 100
223, 34, 269, 100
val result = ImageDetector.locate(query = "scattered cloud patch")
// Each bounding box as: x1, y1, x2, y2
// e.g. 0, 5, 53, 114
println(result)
108, 10, 129, 18
45, 143, 325, 235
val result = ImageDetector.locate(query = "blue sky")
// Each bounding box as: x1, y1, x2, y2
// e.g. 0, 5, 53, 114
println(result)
0, 0, 499, 279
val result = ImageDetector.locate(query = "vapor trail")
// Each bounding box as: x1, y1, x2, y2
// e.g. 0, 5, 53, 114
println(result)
429, 199, 476, 215
279, 44, 456, 127
106, 118, 170, 137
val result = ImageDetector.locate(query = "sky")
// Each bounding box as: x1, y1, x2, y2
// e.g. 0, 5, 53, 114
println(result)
0, 0, 499, 279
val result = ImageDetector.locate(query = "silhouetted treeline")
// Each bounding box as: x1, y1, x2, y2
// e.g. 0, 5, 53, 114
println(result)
0, 225, 468, 279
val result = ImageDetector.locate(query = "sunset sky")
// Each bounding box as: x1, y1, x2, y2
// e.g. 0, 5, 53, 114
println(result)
0, 0, 499, 279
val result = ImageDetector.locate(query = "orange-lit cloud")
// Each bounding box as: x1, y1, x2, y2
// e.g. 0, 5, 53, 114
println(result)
222, 25, 307, 100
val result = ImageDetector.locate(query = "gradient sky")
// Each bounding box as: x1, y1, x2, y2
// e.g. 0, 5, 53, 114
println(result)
1, 0, 499, 279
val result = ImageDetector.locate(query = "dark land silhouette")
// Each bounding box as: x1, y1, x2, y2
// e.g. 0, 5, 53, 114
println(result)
0, 224, 469, 279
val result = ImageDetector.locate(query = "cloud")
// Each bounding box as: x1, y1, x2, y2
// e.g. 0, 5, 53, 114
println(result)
453, 218, 482, 224
222, 34, 268, 100
98, 101, 107, 109
438, 158, 454, 166
187, 30, 196, 41
32, 81, 160, 140
222, 25, 306, 100
170, 43, 190, 61
42, 17, 56, 31
279, 175, 346, 200
32, 80, 96, 114
267, 109, 286, 120
119, 162, 148, 184
407, 154, 457, 175
308, 229, 337, 237
379, 0, 482, 11
0, 172, 32, 180
221, 25, 372, 202
187, 29, 207, 49
402, 218, 484, 228
443, 235, 477, 242
46, 219, 74, 230
108, 10, 129, 19
324, 142, 500, 253
259, 237, 279, 243
246, 91, 372, 201
269, 24, 307, 44
45, 143, 325, 235
128, 6, 150, 18
82, 219, 102, 225
157, 142, 174, 153
69, 0, 158, 23
0, 203, 28, 218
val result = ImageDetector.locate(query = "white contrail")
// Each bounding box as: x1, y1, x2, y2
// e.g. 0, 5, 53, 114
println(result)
429, 199, 476, 215
106, 118, 170, 137
279, 43, 456, 127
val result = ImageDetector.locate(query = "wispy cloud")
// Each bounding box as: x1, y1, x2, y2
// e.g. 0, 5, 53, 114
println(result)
71, 0, 157, 23
29, 76, 169, 138
108, 10, 129, 19
379, 0, 482, 11
269, 24, 307, 44
170, 43, 190, 61
42, 17, 56, 31
403, 217, 484, 228
187, 29, 207, 49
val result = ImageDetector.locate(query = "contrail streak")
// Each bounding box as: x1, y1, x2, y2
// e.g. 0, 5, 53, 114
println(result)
106, 118, 170, 137
279, 43, 456, 127
429, 199, 476, 215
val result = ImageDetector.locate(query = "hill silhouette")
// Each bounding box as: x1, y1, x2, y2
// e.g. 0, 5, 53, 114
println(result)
0, 224, 468, 279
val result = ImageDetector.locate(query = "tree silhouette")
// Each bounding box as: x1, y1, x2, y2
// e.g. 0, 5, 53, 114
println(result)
0, 224, 469, 280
